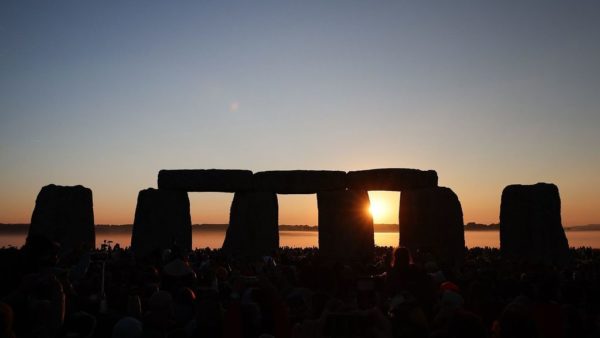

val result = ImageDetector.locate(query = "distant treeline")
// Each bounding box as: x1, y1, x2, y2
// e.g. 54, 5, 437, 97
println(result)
464, 222, 500, 231
192, 224, 400, 232
565, 224, 600, 231
1, 223, 599, 232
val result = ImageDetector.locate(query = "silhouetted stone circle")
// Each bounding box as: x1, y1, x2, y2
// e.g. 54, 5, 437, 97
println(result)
30, 170, 569, 266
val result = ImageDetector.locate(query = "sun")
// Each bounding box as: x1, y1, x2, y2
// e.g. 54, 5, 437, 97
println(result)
368, 200, 386, 220
366, 191, 399, 224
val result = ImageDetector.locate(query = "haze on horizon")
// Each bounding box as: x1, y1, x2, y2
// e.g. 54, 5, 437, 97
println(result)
1, 1, 599, 227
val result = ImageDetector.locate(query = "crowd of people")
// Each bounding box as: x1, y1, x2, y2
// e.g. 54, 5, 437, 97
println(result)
1, 236, 599, 338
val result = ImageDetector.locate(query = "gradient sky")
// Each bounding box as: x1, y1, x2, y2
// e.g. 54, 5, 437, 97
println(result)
1, 1, 599, 226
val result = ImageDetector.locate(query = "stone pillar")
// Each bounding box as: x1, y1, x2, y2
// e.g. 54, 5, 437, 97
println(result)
500, 183, 569, 265
317, 190, 374, 259
222, 191, 279, 258
131, 188, 192, 257
399, 187, 465, 264
29, 184, 95, 251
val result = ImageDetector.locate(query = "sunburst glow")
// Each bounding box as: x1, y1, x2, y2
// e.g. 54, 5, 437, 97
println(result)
368, 201, 386, 219
367, 191, 400, 224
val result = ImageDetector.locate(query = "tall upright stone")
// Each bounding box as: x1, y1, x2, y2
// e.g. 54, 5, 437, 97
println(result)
222, 192, 279, 259
131, 188, 191, 257
500, 183, 569, 265
399, 187, 465, 264
317, 190, 374, 259
29, 184, 95, 251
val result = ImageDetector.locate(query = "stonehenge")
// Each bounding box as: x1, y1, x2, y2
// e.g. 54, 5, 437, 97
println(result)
399, 187, 465, 264
29, 184, 95, 251
131, 188, 192, 257
500, 183, 570, 265
29, 170, 571, 267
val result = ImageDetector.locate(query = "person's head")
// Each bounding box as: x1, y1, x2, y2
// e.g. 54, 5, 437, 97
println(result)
24, 234, 61, 268
144, 291, 175, 331
112, 317, 142, 338
392, 247, 411, 268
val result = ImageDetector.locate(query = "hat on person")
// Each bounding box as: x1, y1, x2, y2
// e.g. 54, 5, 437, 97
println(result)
112, 317, 142, 338
440, 281, 460, 293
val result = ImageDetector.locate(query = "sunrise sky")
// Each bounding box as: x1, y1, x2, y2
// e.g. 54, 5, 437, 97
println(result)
1, 1, 599, 226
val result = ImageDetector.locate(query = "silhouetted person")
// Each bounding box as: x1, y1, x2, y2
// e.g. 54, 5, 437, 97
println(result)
112, 317, 143, 338
0, 302, 16, 338
142, 290, 176, 336
386, 248, 422, 294
386, 247, 436, 320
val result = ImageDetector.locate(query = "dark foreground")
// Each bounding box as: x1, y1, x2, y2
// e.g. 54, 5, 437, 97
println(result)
0, 241, 599, 338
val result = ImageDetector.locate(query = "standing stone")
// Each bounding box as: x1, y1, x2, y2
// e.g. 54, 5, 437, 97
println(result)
222, 192, 278, 259
131, 189, 191, 257
317, 190, 374, 259
29, 184, 95, 251
500, 183, 570, 265
399, 187, 465, 264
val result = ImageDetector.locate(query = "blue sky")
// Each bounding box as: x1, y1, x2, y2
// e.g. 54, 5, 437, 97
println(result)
1, 1, 599, 225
